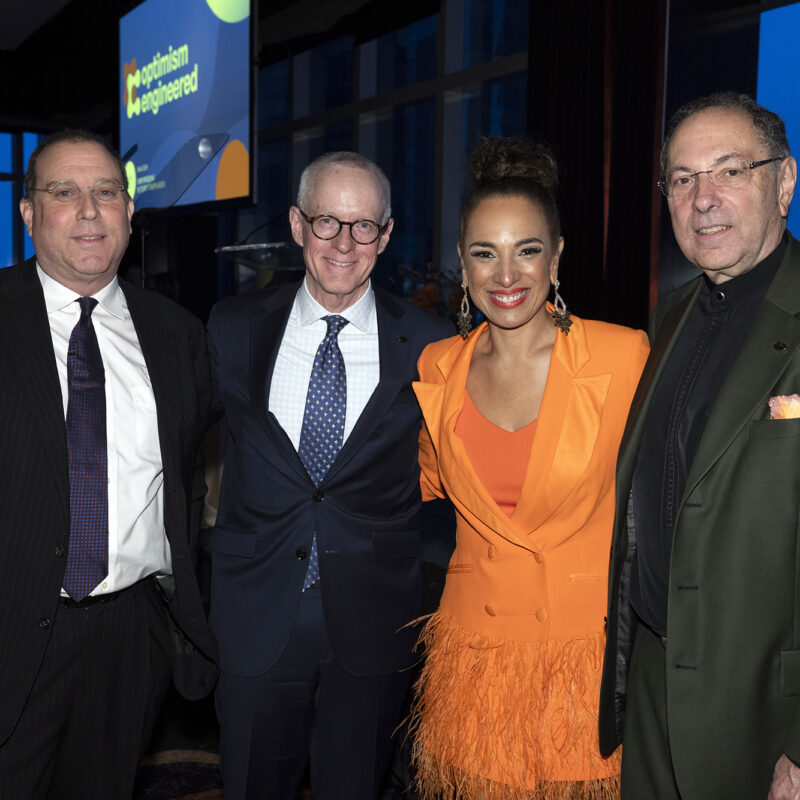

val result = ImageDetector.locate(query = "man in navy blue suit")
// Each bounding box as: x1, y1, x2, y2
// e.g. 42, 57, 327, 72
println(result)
208, 151, 452, 800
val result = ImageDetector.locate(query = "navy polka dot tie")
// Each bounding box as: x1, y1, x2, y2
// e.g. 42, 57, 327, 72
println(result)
298, 315, 348, 590
62, 297, 108, 601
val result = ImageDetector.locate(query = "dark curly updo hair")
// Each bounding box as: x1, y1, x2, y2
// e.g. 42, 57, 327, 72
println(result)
460, 136, 561, 247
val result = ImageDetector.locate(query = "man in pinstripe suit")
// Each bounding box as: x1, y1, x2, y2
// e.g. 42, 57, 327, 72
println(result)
0, 130, 216, 799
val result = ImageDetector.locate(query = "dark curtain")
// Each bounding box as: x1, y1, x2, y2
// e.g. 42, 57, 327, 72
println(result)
528, 0, 667, 331
528, 0, 607, 323
604, 0, 666, 329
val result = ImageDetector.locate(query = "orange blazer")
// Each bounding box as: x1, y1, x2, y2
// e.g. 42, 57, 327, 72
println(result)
413, 315, 649, 643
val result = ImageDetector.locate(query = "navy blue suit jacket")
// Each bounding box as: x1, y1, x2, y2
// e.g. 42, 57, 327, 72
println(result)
208, 282, 452, 677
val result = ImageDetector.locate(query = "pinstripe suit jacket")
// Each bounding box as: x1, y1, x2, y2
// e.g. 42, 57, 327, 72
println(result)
0, 258, 217, 746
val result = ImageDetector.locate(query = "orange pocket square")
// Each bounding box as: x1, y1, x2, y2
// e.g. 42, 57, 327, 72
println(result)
769, 394, 800, 419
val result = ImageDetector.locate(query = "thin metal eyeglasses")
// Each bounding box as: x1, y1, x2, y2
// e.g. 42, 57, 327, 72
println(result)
29, 179, 127, 204
658, 157, 783, 198
298, 209, 388, 245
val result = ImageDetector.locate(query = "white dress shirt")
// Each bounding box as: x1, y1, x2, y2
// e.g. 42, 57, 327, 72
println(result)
38, 265, 170, 595
269, 279, 380, 451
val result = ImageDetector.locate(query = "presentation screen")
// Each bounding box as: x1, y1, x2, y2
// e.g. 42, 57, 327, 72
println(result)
757, 1, 800, 233
119, 0, 252, 211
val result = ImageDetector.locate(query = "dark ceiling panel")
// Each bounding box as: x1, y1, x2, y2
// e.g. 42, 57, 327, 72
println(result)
0, 0, 72, 51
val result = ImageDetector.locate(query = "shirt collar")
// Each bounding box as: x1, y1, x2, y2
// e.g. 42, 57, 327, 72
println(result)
701, 233, 786, 309
296, 277, 376, 333
36, 262, 126, 320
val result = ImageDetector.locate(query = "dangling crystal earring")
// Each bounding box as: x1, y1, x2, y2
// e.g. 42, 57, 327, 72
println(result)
551, 279, 572, 335
457, 280, 472, 339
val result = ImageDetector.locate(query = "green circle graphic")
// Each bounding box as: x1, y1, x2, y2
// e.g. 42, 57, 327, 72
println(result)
125, 161, 137, 199
205, 0, 249, 23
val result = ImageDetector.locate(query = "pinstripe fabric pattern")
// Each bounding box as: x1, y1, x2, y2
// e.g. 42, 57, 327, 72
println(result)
0, 581, 171, 799
0, 260, 218, 784
0, 267, 70, 747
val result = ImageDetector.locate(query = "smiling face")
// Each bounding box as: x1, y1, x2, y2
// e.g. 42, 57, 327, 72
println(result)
289, 164, 393, 312
665, 107, 796, 283
460, 194, 563, 333
20, 140, 134, 295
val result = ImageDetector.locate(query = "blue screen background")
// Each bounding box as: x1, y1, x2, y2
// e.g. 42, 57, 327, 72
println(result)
757, 1, 800, 235
119, 0, 250, 210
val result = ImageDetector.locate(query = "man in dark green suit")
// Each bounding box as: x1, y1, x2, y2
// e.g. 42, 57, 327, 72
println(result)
600, 93, 800, 799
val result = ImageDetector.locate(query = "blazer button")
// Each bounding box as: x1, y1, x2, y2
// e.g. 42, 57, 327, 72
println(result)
487, 545, 497, 559
484, 604, 496, 617
313, 490, 324, 502
296, 547, 308, 560
39, 618, 51, 630
535, 608, 549, 623
532, 551, 543, 563
55, 545, 65, 558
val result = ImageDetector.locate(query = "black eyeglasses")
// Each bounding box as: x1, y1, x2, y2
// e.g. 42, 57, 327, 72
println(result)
657, 157, 783, 199
298, 209, 388, 245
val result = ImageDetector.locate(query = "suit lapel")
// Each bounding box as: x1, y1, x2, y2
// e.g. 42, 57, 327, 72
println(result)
420, 324, 530, 545
616, 278, 701, 489
421, 318, 624, 548
326, 289, 410, 481
514, 317, 611, 536
122, 284, 181, 476
248, 283, 308, 480
415, 323, 544, 551
684, 240, 800, 498
0, 260, 68, 515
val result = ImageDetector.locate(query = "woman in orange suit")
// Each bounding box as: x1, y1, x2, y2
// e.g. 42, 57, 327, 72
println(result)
409, 137, 649, 799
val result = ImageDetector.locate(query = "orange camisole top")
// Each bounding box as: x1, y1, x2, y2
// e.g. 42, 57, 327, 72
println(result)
454, 392, 538, 517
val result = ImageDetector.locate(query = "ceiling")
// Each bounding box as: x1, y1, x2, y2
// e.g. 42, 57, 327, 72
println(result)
0, 0, 72, 51
0, 0, 137, 132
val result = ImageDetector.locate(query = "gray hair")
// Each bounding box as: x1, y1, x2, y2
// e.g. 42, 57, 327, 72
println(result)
661, 92, 791, 178
296, 151, 392, 224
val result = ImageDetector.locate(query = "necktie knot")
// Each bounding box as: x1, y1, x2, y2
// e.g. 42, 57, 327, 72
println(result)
323, 314, 348, 339
78, 296, 98, 318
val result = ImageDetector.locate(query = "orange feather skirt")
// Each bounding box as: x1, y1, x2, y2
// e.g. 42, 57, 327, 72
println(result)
408, 613, 621, 799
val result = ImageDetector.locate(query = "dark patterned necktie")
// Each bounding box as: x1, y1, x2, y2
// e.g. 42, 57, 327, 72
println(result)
62, 297, 108, 601
298, 315, 348, 589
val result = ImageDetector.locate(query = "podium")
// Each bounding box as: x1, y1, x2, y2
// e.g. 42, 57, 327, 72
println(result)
215, 242, 304, 272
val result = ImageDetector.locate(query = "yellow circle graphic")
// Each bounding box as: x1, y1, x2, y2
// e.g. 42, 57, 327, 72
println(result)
205, 0, 249, 23
125, 161, 137, 199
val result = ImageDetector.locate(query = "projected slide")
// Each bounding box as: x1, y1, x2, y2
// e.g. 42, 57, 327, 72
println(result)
120, 0, 250, 210
757, 1, 799, 233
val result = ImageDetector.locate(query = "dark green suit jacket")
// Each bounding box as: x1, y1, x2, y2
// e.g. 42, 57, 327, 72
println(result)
600, 233, 800, 797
